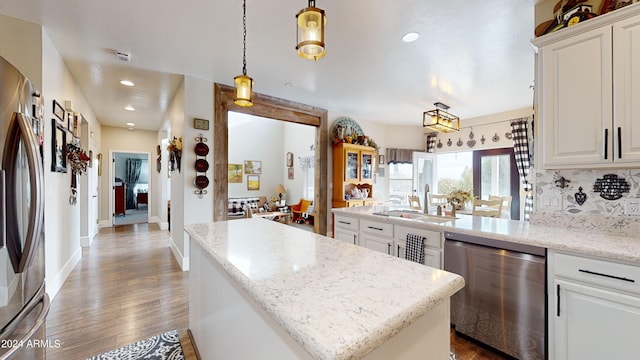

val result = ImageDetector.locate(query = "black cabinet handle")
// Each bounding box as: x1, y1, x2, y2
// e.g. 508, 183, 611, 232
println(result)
367, 226, 383, 231
338, 220, 351, 225
579, 268, 635, 283
604, 128, 609, 160
618, 127, 622, 159
387, 242, 391, 255
353, 234, 356, 245
556, 284, 561, 317
397, 244, 401, 257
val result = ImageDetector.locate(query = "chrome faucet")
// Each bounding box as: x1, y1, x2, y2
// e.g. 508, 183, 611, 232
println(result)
423, 184, 430, 214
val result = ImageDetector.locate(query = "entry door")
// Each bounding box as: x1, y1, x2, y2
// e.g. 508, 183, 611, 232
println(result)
472, 148, 520, 219
412, 152, 436, 210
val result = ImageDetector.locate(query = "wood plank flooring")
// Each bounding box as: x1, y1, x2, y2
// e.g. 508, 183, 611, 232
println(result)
45, 223, 197, 360
46, 222, 506, 360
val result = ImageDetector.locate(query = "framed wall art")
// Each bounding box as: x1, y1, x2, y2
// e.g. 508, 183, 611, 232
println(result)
247, 175, 260, 190
286, 152, 293, 167
67, 111, 74, 134
288, 167, 294, 180
51, 119, 67, 172
228, 164, 243, 183
53, 100, 64, 121
244, 160, 262, 174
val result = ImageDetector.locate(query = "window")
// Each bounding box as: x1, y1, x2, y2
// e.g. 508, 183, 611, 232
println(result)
472, 148, 520, 219
434, 152, 473, 195
388, 162, 413, 205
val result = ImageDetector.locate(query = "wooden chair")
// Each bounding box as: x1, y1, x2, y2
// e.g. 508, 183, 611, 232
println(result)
429, 194, 448, 207
472, 199, 503, 218
291, 199, 313, 223
489, 195, 512, 219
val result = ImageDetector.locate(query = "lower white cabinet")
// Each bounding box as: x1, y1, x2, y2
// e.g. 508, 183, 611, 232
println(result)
395, 225, 443, 269
333, 215, 359, 245
360, 220, 394, 255
549, 251, 640, 359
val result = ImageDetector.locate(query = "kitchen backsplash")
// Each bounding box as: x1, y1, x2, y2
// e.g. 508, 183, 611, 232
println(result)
534, 168, 640, 216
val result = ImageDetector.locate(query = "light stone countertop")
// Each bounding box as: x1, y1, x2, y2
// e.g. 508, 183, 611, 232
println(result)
332, 206, 640, 265
185, 219, 465, 360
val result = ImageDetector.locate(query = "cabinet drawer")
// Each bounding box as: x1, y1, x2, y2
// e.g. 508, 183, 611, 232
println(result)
334, 215, 358, 231
359, 220, 393, 237
395, 225, 442, 250
553, 252, 640, 296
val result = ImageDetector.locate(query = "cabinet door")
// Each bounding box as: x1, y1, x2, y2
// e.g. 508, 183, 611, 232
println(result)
553, 279, 640, 360
344, 149, 359, 181
361, 233, 392, 255
360, 151, 373, 182
334, 228, 358, 245
614, 16, 640, 163
540, 25, 613, 168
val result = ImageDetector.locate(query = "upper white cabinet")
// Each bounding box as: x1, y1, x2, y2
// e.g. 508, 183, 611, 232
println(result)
533, 6, 640, 168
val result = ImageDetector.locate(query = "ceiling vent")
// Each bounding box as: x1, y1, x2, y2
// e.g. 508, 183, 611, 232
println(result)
116, 51, 131, 62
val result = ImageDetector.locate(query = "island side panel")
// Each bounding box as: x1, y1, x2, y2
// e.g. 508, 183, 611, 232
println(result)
189, 237, 314, 360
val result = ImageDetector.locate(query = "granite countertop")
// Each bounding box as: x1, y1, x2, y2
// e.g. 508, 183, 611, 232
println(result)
185, 219, 464, 360
332, 206, 640, 265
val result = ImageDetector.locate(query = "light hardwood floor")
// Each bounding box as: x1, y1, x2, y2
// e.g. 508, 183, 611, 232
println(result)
45, 222, 505, 360
45, 223, 197, 360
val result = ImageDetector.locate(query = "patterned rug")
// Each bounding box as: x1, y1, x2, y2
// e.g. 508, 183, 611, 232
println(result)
86, 329, 184, 360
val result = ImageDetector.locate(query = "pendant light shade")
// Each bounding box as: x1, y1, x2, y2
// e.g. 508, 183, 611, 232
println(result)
234, 0, 254, 107
296, 0, 326, 61
234, 74, 253, 107
423, 102, 460, 133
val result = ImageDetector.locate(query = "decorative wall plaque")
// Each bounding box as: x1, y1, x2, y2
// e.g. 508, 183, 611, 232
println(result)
574, 187, 587, 206
593, 174, 630, 200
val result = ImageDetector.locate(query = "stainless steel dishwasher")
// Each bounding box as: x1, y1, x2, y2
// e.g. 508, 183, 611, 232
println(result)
444, 232, 546, 360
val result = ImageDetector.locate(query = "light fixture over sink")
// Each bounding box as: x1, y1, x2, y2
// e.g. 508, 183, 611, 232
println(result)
234, 0, 254, 107
296, 0, 326, 61
423, 102, 460, 133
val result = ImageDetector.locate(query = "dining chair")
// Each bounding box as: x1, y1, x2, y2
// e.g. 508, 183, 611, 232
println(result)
489, 195, 512, 219
472, 199, 503, 218
429, 194, 449, 207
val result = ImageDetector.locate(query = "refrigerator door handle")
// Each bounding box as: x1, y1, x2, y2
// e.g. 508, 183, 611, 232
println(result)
0, 286, 50, 358
0, 169, 5, 249
1, 112, 44, 273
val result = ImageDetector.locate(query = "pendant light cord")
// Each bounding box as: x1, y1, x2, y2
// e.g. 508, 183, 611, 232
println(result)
242, 0, 247, 76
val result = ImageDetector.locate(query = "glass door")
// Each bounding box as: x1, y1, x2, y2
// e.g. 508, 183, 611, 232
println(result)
412, 152, 436, 210
361, 152, 372, 182
472, 148, 520, 219
345, 149, 359, 181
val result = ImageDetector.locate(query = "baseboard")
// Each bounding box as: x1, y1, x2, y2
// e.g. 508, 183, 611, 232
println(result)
187, 329, 202, 360
46, 246, 82, 301
150, 216, 169, 230
169, 236, 189, 271
80, 235, 93, 248
158, 221, 169, 230
98, 219, 112, 228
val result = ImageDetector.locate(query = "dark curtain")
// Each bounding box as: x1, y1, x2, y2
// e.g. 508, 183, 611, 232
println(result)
511, 118, 533, 220
125, 158, 142, 209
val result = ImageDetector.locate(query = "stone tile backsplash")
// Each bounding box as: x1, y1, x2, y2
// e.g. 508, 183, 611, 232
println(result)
534, 168, 640, 216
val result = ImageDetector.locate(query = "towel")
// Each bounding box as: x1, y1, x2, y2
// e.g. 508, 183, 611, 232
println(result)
405, 233, 425, 264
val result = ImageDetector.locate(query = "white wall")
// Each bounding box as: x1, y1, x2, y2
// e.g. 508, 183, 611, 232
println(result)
283, 122, 316, 204
40, 27, 101, 300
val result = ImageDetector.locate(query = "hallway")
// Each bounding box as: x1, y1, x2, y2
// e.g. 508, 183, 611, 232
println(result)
45, 223, 196, 359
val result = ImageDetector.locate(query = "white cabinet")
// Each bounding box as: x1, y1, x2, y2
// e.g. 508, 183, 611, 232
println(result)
534, 8, 640, 168
394, 225, 443, 269
548, 251, 640, 360
333, 215, 358, 245
360, 220, 394, 255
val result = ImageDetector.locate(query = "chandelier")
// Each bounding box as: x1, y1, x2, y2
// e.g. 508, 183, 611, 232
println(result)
234, 0, 253, 106
423, 102, 460, 133
296, 0, 326, 61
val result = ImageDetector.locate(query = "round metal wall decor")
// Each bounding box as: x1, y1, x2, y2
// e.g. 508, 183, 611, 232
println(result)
194, 175, 210, 189
195, 142, 209, 156
195, 159, 209, 172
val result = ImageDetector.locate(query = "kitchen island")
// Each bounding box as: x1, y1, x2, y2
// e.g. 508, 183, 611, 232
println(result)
186, 219, 464, 360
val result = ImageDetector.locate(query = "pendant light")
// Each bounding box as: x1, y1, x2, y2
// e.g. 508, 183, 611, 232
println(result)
423, 102, 460, 133
296, 0, 326, 61
234, 0, 253, 106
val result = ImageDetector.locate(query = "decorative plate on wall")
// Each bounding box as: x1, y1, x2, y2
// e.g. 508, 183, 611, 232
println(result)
195, 142, 209, 156
195, 159, 209, 172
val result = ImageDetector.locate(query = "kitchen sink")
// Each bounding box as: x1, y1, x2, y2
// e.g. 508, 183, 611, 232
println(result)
372, 210, 458, 222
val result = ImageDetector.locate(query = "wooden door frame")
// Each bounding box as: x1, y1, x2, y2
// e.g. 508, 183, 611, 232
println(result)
214, 83, 328, 235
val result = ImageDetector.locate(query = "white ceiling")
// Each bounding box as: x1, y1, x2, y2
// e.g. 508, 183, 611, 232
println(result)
0, 0, 536, 131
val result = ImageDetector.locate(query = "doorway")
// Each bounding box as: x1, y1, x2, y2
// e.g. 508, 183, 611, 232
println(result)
111, 151, 151, 226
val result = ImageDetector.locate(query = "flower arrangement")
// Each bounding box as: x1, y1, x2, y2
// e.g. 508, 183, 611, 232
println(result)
66, 145, 90, 175
447, 189, 474, 210
167, 137, 182, 154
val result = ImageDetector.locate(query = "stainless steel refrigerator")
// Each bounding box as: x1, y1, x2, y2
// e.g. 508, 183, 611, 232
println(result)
0, 55, 49, 359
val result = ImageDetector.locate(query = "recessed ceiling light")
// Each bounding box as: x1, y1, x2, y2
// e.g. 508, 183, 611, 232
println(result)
126, 122, 136, 127
402, 32, 420, 42
124, 105, 135, 111
120, 80, 135, 87
285, 82, 294, 87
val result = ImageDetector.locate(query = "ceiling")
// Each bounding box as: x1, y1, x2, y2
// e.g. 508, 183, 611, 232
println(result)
0, 0, 536, 131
